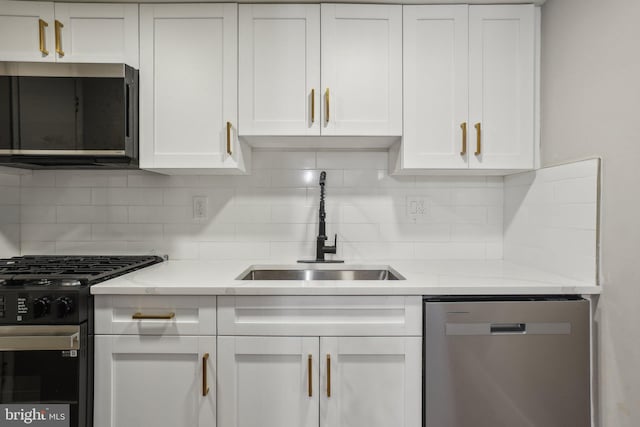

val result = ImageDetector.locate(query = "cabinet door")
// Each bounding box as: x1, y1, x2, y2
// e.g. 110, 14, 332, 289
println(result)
53, 3, 138, 67
238, 5, 320, 136
0, 1, 54, 62
94, 335, 215, 427
321, 4, 402, 136
469, 5, 535, 169
217, 336, 318, 427
403, 5, 469, 169
320, 337, 421, 427
140, 4, 248, 172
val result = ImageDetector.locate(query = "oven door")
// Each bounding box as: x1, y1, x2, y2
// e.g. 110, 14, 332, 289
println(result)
0, 324, 88, 427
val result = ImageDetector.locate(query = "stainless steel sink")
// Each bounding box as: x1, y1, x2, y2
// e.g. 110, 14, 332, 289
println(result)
237, 266, 405, 281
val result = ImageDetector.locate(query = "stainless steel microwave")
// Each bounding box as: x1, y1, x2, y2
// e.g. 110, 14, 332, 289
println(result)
0, 62, 138, 169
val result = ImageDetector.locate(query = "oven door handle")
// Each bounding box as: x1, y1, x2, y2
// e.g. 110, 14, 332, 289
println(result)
0, 325, 80, 351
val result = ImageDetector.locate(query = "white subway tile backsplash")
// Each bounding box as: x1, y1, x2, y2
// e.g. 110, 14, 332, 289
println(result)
199, 242, 270, 260
21, 206, 56, 224
504, 159, 599, 283
10, 151, 509, 262
56, 172, 127, 188
20, 171, 56, 188
21, 224, 92, 242
0, 206, 20, 224
92, 188, 163, 206
252, 151, 316, 170
91, 224, 163, 242
163, 223, 236, 242
0, 187, 20, 205
21, 241, 56, 255
343, 169, 415, 188
414, 242, 487, 260
56, 206, 128, 224
378, 223, 450, 242
317, 152, 387, 170
554, 177, 598, 203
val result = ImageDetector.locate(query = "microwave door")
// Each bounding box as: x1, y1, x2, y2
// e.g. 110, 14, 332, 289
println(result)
0, 76, 127, 156
19, 77, 78, 152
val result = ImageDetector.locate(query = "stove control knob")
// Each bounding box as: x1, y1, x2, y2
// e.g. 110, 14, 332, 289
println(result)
54, 297, 74, 318
32, 297, 52, 318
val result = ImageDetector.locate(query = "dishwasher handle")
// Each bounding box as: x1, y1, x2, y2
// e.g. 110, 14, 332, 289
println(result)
490, 323, 526, 334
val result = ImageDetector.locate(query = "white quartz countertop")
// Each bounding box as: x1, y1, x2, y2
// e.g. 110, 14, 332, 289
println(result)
90, 259, 601, 296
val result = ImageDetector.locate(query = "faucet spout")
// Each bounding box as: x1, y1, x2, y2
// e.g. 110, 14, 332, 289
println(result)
298, 171, 344, 264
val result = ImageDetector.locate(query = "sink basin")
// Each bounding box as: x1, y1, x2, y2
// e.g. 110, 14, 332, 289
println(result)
237, 266, 405, 281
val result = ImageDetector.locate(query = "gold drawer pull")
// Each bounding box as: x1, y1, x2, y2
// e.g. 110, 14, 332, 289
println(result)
38, 19, 49, 56
226, 121, 232, 155
474, 122, 482, 155
202, 353, 210, 396
311, 89, 315, 124
325, 88, 330, 123
55, 20, 64, 57
131, 312, 175, 320
460, 122, 467, 155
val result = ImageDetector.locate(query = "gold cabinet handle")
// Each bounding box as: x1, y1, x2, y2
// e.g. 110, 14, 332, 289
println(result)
460, 122, 467, 155
202, 353, 210, 396
55, 20, 64, 57
131, 312, 175, 320
38, 19, 49, 56
311, 89, 315, 124
226, 121, 232, 155
474, 122, 482, 155
325, 88, 330, 123
308, 354, 313, 397
326, 354, 331, 397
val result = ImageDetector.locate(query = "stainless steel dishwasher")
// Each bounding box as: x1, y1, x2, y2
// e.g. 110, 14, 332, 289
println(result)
424, 297, 590, 427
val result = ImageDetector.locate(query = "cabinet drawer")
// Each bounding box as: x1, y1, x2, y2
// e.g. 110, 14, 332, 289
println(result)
95, 296, 216, 335
217, 296, 421, 336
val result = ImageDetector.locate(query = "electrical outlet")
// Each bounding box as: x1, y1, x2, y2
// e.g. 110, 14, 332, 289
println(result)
193, 196, 208, 220
406, 196, 429, 222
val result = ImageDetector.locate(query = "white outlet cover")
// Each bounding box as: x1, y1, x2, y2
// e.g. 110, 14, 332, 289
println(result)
193, 196, 208, 220
406, 196, 430, 222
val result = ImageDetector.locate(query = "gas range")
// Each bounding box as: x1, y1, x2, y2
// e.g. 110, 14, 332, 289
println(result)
0, 255, 163, 325
0, 255, 163, 427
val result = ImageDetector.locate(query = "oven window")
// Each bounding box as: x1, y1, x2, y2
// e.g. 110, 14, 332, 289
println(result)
0, 350, 80, 427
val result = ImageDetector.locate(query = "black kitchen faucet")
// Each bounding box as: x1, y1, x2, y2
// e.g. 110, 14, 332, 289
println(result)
298, 171, 344, 263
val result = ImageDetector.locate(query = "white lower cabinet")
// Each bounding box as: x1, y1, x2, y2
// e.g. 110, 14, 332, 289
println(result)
217, 336, 319, 427
217, 335, 421, 427
94, 295, 217, 427
94, 335, 216, 427
216, 296, 422, 427
320, 337, 422, 427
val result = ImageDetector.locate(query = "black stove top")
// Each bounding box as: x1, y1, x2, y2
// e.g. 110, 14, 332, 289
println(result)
0, 255, 164, 287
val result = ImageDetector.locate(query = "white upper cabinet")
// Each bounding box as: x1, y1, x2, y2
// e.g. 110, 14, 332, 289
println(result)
468, 5, 535, 170
0, 1, 138, 65
398, 4, 536, 173
53, 3, 139, 67
0, 1, 55, 62
239, 5, 320, 136
321, 4, 402, 136
238, 3, 402, 138
139, 4, 250, 173
402, 5, 469, 169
